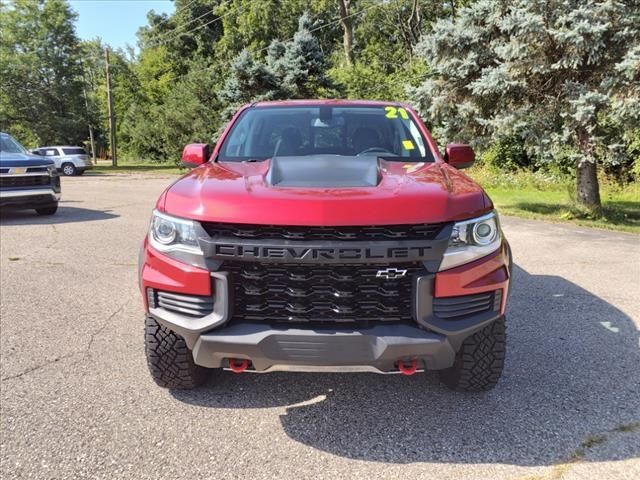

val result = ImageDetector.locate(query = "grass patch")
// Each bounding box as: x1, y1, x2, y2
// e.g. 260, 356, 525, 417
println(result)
468, 166, 640, 234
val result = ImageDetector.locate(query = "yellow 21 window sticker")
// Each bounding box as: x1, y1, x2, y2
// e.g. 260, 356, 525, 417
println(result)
402, 140, 415, 150
385, 106, 409, 120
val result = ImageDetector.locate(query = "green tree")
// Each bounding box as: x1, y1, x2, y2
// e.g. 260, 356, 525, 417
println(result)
0, 0, 92, 145
219, 50, 285, 107
354, 0, 446, 64
119, 67, 222, 161
215, 0, 335, 60
80, 40, 146, 158
412, 0, 640, 211
329, 1, 445, 101
220, 13, 335, 108
140, 0, 224, 75
277, 13, 335, 98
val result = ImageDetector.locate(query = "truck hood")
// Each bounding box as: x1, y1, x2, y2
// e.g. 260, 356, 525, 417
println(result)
162, 159, 491, 225
0, 151, 54, 167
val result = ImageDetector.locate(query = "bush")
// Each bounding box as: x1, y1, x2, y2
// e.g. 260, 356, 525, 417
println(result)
480, 138, 530, 172
467, 163, 572, 191
330, 59, 426, 102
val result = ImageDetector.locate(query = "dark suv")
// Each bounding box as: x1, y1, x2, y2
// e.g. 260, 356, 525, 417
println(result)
0, 132, 61, 215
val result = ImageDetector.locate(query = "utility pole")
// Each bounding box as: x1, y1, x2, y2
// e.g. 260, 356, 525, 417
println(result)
104, 47, 117, 167
87, 122, 96, 163
79, 61, 96, 163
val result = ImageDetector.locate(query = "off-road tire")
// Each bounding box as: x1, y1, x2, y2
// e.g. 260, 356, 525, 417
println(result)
145, 315, 210, 389
439, 317, 506, 392
61, 163, 77, 176
35, 203, 58, 215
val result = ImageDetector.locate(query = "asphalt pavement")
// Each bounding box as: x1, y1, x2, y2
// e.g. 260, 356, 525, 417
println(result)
1, 173, 639, 479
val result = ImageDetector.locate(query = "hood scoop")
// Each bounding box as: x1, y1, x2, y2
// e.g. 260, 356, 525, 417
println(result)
266, 155, 381, 188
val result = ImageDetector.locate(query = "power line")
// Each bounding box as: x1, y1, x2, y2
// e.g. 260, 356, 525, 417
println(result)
154, 0, 384, 53
163, 0, 387, 83
155, 9, 225, 45
149, 3, 218, 46
153, 0, 201, 28
255, 0, 385, 56
150, 0, 263, 48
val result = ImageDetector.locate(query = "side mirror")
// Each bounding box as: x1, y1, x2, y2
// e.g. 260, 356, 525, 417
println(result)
181, 143, 211, 168
444, 143, 475, 169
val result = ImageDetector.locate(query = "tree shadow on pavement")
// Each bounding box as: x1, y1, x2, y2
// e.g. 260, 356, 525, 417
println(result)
0, 205, 118, 225
171, 264, 640, 466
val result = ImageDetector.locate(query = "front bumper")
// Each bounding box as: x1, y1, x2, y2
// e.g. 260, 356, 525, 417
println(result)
141, 239, 511, 372
0, 188, 61, 208
192, 322, 457, 372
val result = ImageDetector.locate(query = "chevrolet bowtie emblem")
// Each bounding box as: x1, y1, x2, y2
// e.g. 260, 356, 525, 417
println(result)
376, 268, 408, 280
11, 167, 26, 175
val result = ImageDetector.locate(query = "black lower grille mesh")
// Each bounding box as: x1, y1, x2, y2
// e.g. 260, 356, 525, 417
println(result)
0, 176, 51, 188
226, 262, 424, 324
148, 289, 214, 317
432, 291, 500, 319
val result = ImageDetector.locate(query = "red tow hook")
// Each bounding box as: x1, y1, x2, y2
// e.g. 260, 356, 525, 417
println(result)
397, 359, 418, 376
228, 358, 250, 373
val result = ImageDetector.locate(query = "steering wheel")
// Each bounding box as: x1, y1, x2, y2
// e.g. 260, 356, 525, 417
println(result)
356, 147, 394, 156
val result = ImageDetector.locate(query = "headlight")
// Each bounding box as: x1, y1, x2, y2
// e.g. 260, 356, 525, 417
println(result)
439, 211, 502, 271
47, 165, 57, 175
148, 210, 205, 267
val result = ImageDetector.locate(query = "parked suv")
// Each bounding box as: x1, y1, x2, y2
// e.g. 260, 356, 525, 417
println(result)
32, 146, 93, 176
1, 132, 61, 215
139, 100, 512, 391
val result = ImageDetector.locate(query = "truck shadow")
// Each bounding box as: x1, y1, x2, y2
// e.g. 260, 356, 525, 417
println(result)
171, 264, 640, 466
0, 205, 118, 225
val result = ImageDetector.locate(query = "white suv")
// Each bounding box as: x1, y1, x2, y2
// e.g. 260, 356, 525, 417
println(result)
32, 146, 93, 176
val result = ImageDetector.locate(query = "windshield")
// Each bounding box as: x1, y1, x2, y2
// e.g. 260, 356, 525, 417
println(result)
0, 133, 27, 154
218, 105, 434, 162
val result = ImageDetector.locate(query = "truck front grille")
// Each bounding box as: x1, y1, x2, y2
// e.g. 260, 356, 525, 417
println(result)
0, 176, 51, 188
225, 262, 424, 324
201, 222, 446, 241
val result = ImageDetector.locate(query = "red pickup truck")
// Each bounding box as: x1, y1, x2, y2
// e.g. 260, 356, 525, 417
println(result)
139, 100, 511, 391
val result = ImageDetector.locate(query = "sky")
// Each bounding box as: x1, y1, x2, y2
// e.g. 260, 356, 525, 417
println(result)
69, 0, 176, 51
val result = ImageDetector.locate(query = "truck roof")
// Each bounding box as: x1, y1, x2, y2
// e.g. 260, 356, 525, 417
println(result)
252, 99, 412, 108
38, 145, 84, 149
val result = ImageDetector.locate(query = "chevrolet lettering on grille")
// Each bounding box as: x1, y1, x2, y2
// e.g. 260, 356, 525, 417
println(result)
211, 244, 433, 262
199, 237, 449, 264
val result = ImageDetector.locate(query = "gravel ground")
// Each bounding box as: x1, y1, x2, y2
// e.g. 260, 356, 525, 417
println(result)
1, 174, 639, 480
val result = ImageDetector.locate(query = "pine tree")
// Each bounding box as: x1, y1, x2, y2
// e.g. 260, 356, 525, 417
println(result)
277, 13, 334, 98
411, 0, 640, 211
219, 50, 286, 107
220, 12, 335, 108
